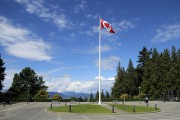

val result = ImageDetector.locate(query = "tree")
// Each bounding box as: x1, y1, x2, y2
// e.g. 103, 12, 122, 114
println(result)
105, 91, 110, 98
111, 62, 126, 98
111, 46, 180, 100
101, 89, 105, 99
77, 97, 83, 102
125, 59, 137, 96
84, 96, 88, 102
0, 54, 6, 90
136, 47, 151, 85
89, 92, 94, 101
9, 67, 48, 98
34, 89, 49, 99
95, 91, 99, 99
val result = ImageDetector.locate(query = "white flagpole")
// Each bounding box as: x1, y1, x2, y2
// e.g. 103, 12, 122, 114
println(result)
98, 18, 101, 104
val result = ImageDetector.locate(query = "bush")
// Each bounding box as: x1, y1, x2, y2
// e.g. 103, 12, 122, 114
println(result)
33, 98, 51, 102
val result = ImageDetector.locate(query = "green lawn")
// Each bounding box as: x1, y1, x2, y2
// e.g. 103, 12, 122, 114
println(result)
48, 104, 111, 113
111, 104, 161, 113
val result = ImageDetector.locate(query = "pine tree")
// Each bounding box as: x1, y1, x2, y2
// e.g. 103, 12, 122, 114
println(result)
101, 89, 105, 99
126, 59, 137, 96
0, 54, 6, 90
95, 91, 99, 99
111, 62, 127, 98
89, 92, 94, 102
105, 91, 110, 98
136, 47, 151, 86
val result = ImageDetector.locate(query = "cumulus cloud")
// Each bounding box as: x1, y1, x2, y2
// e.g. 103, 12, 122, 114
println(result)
14, 0, 70, 29
96, 56, 120, 70
95, 76, 115, 81
74, 0, 87, 13
2, 69, 21, 89
0, 16, 52, 61
45, 75, 114, 93
87, 44, 111, 54
152, 23, 180, 42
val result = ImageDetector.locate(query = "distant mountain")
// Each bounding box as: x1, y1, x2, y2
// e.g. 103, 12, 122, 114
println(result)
48, 91, 90, 99
62, 91, 90, 98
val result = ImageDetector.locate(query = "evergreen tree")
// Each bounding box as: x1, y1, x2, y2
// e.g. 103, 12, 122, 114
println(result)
111, 62, 126, 98
168, 46, 180, 97
101, 89, 105, 99
136, 47, 151, 85
125, 59, 137, 96
9, 67, 48, 98
0, 54, 6, 90
89, 92, 94, 101
84, 96, 88, 102
111, 46, 180, 100
95, 91, 99, 99
105, 91, 110, 98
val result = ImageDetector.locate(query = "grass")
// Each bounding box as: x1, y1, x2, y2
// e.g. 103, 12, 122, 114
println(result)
48, 104, 111, 113
111, 104, 161, 113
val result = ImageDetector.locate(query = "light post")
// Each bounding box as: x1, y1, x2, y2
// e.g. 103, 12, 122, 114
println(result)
27, 85, 30, 104
139, 86, 141, 103
163, 92, 165, 102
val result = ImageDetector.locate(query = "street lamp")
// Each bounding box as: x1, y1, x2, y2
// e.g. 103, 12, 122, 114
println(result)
27, 85, 30, 104
139, 86, 141, 103
163, 93, 165, 102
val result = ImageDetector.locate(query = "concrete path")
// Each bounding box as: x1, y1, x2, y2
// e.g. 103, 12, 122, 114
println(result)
0, 101, 180, 120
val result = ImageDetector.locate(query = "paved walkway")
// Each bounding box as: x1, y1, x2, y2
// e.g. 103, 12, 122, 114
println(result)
0, 102, 27, 112
0, 101, 180, 120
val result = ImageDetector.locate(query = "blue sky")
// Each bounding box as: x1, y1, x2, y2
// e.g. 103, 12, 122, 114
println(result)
0, 0, 180, 93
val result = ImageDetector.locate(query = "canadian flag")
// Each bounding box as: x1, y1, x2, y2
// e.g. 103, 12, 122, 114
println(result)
100, 19, 115, 33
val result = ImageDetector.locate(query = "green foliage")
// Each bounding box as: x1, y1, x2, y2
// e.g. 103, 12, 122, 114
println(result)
101, 89, 105, 99
34, 89, 49, 99
120, 94, 128, 99
95, 91, 99, 99
9, 67, 48, 98
0, 54, 6, 90
111, 46, 180, 100
105, 91, 110, 98
89, 92, 94, 102
70, 97, 76, 101
84, 96, 88, 102
51, 94, 62, 99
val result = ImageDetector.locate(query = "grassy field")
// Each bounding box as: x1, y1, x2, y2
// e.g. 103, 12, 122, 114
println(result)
48, 104, 112, 113
111, 104, 161, 113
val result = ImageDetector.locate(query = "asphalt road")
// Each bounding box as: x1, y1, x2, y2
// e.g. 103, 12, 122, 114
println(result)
0, 101, 180, 120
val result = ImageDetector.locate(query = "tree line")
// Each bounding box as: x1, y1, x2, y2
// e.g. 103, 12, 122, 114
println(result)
111, 46, 180, 100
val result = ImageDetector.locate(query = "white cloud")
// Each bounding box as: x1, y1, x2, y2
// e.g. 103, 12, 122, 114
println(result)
2, 68, 21, 89
112, 20, 135, 32
0, 16, 52, 61
45, 75, 96, 93
85, 13, 100, 20
14, 0, 70, 29
152, 23, 180, 42
74, 0, 87, 13
45, 75, 114, 93
95, 76, 115, 81
96, 56, 120, 70
87, 44, 111, 54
